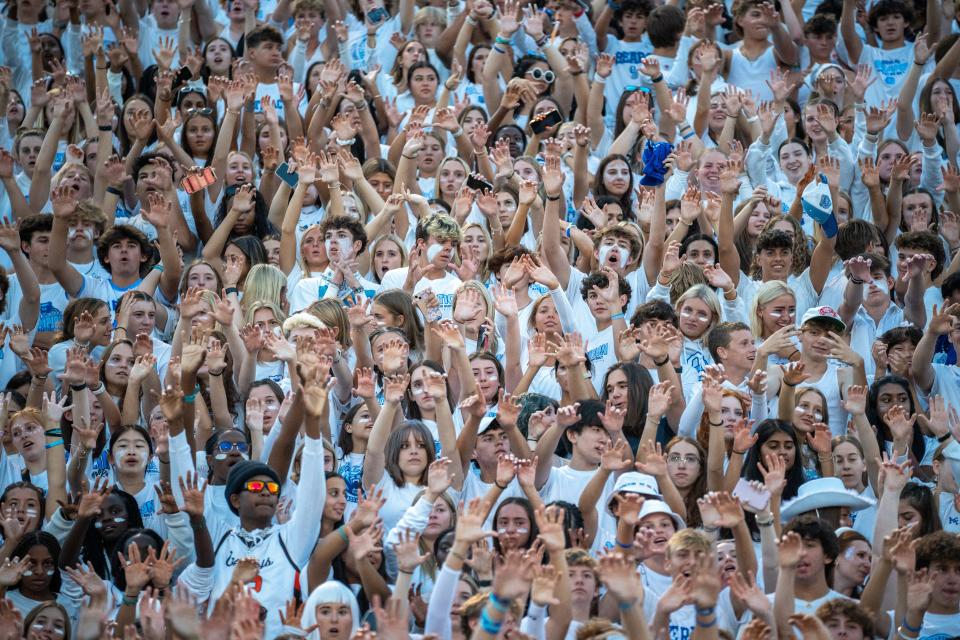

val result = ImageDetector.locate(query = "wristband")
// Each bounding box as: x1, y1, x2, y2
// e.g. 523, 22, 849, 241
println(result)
939, 432, 952, 443
564, 226, 572, 238
398, 569, 414, 575
703, 525, 719, 533
732, 448, 748, 455
209, 369, 224, 377
183, 393, 196, 404
336, 137, 356, 146
653, 356, 669, 367
696, 606, 716, 617
338, 526, 349, 543
452, 127, 464, 137
91, 383, 107, 396
756, 516, 774, 527
70, 382, 87, 391
746, 115, 759, 123
122, 594, 139, 606
615, 540, 633, 549
106, 186, 123, 196
151, 264, 164, 272
448, 550, 466, 563
914, 60, 925, 66
45, 439, 64, 449
618, 599, 636, 610
157, 456, 170, 464
593, 74, 607, 84
901, 618, 922, 633
545, 193, 561, 201
492, 45, 507, 54
709, 419, 723, 427
98, 125, 112, 131
466, 15, 478, 25
494, 480, 509, 489
480, 609, 503, 635
650, 74, 663, 83
489, 593, 511, 613
849, 276, 866, 285
190, 516, 206, 531
225, 287, 239, 295
477, 578, 492, 587
45, 428, 63, 437
402, 152, 417, 159
495, 35, 511, 45
782, 379, 797, 387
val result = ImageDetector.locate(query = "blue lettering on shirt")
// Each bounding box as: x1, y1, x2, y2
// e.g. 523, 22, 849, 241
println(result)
874, 58, 909, 85
669, 624, 694, 640
586, 344, 608, 362
435, 293, 455, 309
38, 303, 63, 333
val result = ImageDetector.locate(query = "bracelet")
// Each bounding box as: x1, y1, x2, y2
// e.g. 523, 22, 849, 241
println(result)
756, 516, 774, 527
122, 594, 139, 606
45, 439, 64, 449
209, 369, 224, 377
650, 74, 663, 83
618, 599, 637, 610
698, 616, 717, 628
939, 432, 952, 443
782, 379, 797, 387
157, 455, 170, 464
489, 593, 511, 613
732, 448, 748, 455
338, 527, 349, 543
190, 516, 206, 531
75, 447, 88, 458
914, 60, 925, 66
183, 393, 196, 404
593, 74, 607, 84
611, 312, 624, 320
227, 109, 240, 116
106, 186, 123, 196
70, 382, 87, 391
653, 356, 669, 367
34, 374, 48, 380
849, 276, 866, 285
545, 193, 561, 201
696, 606, 716, 617
494, 480, 508, 489
224, 287, 239, 296
398, 569, 414, 575
527, 437, 540, 444
466, 15, 478, 25
492, 45, 507, 54
494, 35, 511, 45
480, 608, 503, 635
615, 540, 633, 549
709, 419, 723, 427
401, 153, 417, 159
901, 618, 922, 633
452, 127, 464, 137
817, 453, 832, 462
336, 137, 356, 146
746, 115, 759, 123
477, 578, 492, 587
726, 112, 738, 118
45, 428, 63, 437
674, 366, 683, 373
448, 549, 466, 563
91, 383, 107, 396
98, 125, 112, 131
703, 525, 719, 533
151, 264, 164, 272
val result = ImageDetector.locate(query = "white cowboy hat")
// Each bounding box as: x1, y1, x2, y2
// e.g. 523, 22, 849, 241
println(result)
781, 477, 876, 521
605, 472, 663, 516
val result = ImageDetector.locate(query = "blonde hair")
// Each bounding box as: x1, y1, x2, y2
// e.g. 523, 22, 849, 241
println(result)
413, 5, 446, 28
668, 263, 708, 303
242, 264, 288, 314
433, 156, 470, 204
674, 284, 722, 339
749, 280, 796, 338
244, 301, 287, 327
308, 299, 351, 348
667, 528, 712, 557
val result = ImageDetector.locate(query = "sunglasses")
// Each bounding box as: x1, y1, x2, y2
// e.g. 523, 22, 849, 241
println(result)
528, 68, 556, 84
625, 85, 652, 93
243, 480, 280, 495
186, 107, 213, 116
218, 441, 250, 454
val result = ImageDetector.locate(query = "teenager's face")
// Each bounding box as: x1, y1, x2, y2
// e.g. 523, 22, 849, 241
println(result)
639, 513, 676, 556
757, 245, 793, 281
2, 487, 41, 531
67, 215, 97, 251
345, 407, 373, 444
836, 539, 872, 587
58, 166, 93, 198
720, 395, 744, 435
401, 42, 426, 69
779, 142, 811, 184
205, 40, 233, 74
16, 134, 42, 173
105, 342, 135, 387
226, 152, 254, 185
569, 424, 612, 466
249, 386, 281, 434
410, 67, 439, 101
475, 426, 509, 468
886, 339, 915, 374
697, 151, 726, 192
313, 602, 353, 640
469, 49, 489, 81
186, 264, 218, 292
833, 441, 866, 491
716, 540, 738, 585
462, 227, 489, 264
604, 369, 629, 413
25, 604, 67, 640
595, 234, 634, 273
111, 427, 150, 474
533, 298, 561, 334
324, 227, 360, 262
126, 299, 157, 336
438, 160, 467, 200
758, 293, 796, 336
677, 297, 713, 339
409, 365, 438, 411
602, 159, 630, 196
367, 171, 394, 202
760, 431, 796, 469
568, 564, 598, 605
90, 306, 113, 345
927, 559, 960, 608
877, 143, 905, 181
897, 500, 923, 531
324, 476, 347, 523
901, 193, 932, 228
805, 31, 838, 61
416, 20, 442, 45
723, 328, 758, 372
471, 358, 500, 404
824, 613, 866, 640
105, 237, 145, 276
666, 440, 701, 490
620, 8, 646, 37
250, 40, 283, 69
95, 494, 130, 541
496, 191, 518, 228
11, 416, 45, 463
876, 382, 910, 419
737, 6, 770, 39
398, 432, 429, 478
425, 497, 453, 537
683, 239, 715, 268
185, 116, 215, 155
795, 536, 829, 580
514, 159, 539, 183
792, 389, 824, 434
496, 503, 531, 550
21, 544, 55, 594
874, 12, 906, 43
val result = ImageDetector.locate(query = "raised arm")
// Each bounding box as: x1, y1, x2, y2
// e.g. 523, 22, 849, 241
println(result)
840, 0, 863, 65
361, 373, 407, 488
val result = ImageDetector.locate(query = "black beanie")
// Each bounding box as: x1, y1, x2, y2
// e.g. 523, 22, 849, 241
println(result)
224, 461, 282, 515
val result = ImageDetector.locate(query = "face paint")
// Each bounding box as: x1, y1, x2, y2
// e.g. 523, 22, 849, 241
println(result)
599, 245, 629, 266
498, 527, 529, 534
324, 237, 353, 258
68, 226, 95, 241
93, 516, 126, 528
870, 277, 889, 295
426, 243, 445, 263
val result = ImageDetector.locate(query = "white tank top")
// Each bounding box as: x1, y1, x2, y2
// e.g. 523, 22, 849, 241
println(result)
726, 46, 779, 103
802, 360, 848, 437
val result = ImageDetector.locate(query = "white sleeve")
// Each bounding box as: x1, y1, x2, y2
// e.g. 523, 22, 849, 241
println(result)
921, 142, 945, 204
520, 603, 548, 639
281, 436, 325, 565
168, 431, 195, 504
162, 511, 197, 566
384, 496, 434, 580
423, 563, 462, 637
745, 139, 771, 188
549, 287, 577, 334
645, 281, 671, 303
678, 384, 705, 439
288, 40, 308, 86
664, 169, 689, 201
175, 564, 214, 602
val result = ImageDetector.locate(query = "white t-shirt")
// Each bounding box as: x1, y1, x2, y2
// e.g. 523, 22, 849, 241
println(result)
378, 268, 464, 321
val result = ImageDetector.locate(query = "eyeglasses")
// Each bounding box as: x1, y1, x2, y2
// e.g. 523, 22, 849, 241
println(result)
667, 454, 700, 466
243, 480, 280, 494
218, 441, 250, 454
527, 68, 556, 84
